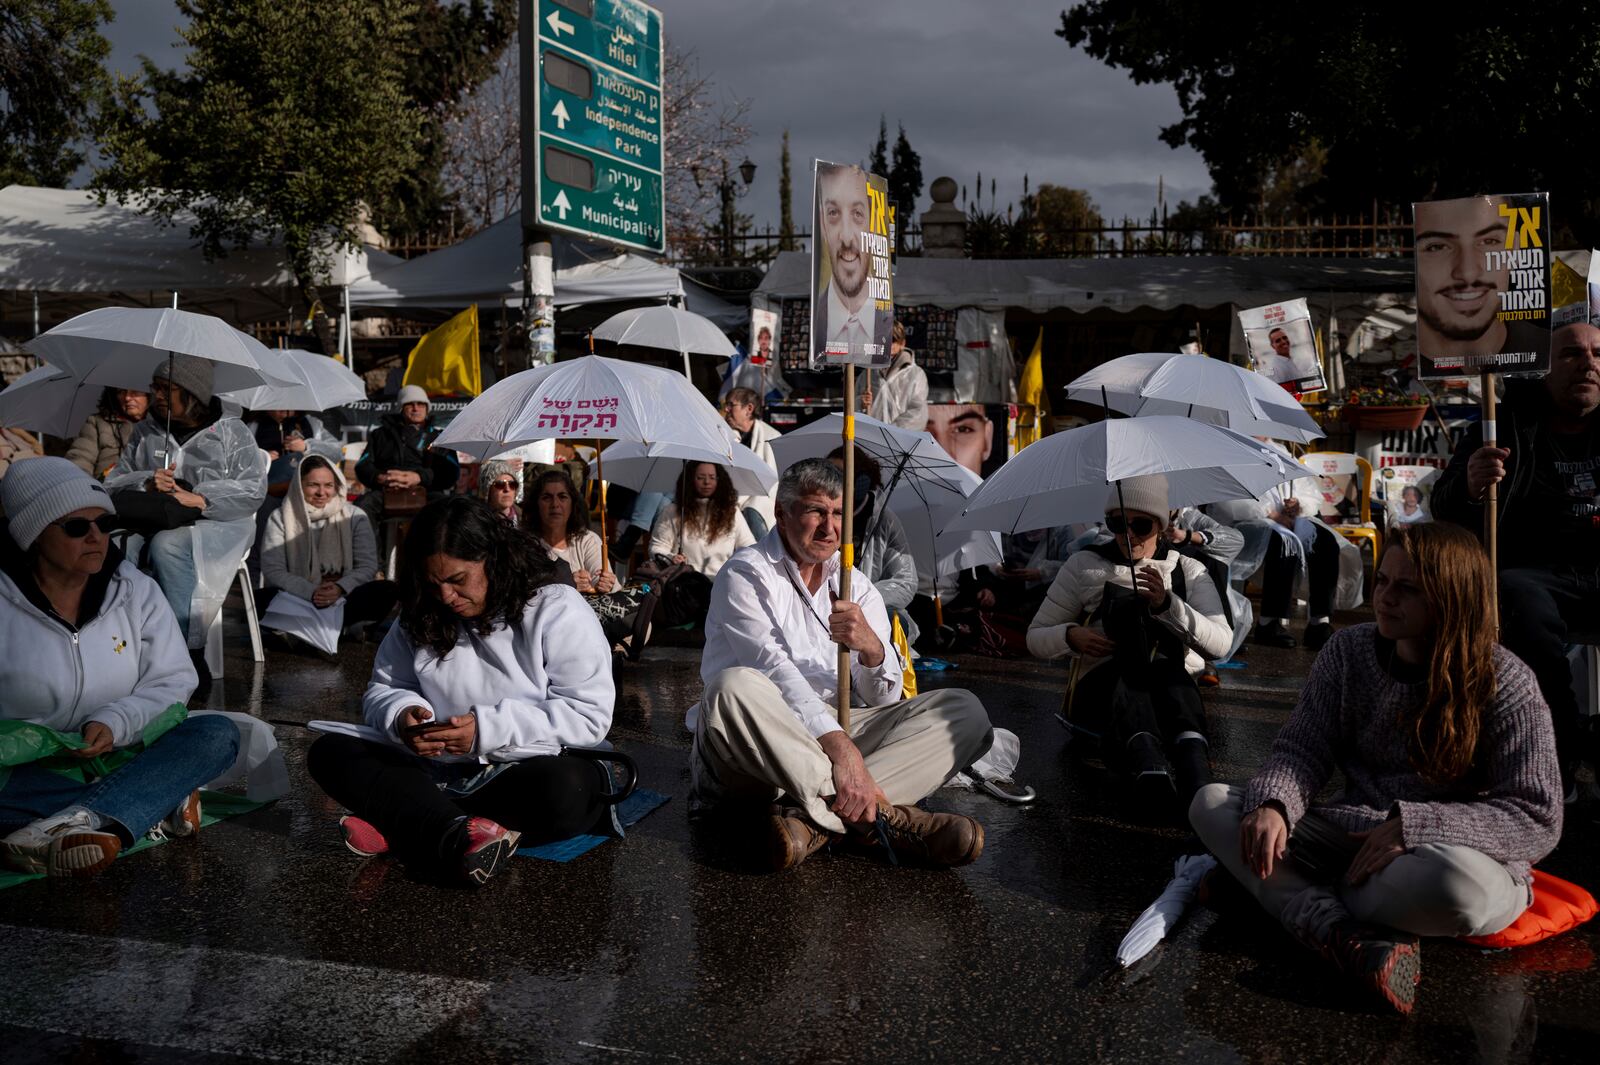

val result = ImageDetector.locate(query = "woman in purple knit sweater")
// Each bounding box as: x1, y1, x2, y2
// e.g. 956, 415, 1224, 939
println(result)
1190, 522, 1562, 1015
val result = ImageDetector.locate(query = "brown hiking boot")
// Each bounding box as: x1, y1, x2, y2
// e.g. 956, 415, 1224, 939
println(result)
851, 803, 985, 868
1321, 921, 1422, 1015
766, 807, 834, 871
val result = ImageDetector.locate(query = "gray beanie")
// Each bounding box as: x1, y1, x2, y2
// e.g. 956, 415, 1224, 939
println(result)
153, 353, 215, 405
397, 384, 430, 407
2, 457, 118, 550
1106, 473, 1170, 529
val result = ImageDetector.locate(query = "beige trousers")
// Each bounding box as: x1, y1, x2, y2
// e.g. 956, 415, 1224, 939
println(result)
1190, 783, 1530, 941
692, 667, 994, 834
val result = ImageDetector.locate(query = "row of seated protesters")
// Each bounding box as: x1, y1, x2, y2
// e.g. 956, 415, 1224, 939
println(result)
0, 455, 1569, 1017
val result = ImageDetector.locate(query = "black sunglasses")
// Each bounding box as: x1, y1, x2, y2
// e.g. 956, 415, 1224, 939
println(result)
1105, 514, 1157, 537
54, 514, 118, 538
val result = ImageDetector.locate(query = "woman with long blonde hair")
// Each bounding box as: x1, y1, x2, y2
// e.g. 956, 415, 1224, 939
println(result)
1190, 522, 1561, 1015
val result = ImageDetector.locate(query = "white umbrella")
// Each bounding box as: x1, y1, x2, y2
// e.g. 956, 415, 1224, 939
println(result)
946, 416, 1303, 535
27, 307, 297, 395
1067, 352, 1325, 444
219, 349, 368, 412
437, 354, 738, 571
591, 304, 736, 377
1117, 853, 1217, 967
590, 434, 778, 497
0, 364, 103, 437
435, 354, 733, 461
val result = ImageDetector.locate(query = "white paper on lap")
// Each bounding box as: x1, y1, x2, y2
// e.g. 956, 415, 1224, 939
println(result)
260, 592, 345, 655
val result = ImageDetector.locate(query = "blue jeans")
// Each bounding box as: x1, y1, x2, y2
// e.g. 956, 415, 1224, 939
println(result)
126, 527, 199, 638
0, 716, 239, 842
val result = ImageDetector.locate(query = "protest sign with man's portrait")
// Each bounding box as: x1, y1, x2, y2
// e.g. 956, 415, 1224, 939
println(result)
1240, 298, 1326, 393
1412, 192, 1551, 378
810, 160, 894, 369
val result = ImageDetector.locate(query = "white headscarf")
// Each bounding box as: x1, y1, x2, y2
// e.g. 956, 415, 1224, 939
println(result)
281, 457, 354, 585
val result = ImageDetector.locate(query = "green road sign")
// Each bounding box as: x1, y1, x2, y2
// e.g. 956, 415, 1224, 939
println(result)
532, 0, 664, 254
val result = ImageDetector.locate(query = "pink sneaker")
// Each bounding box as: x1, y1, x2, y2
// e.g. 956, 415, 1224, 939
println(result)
459, 817, 521, 885
338, 815, 390, 857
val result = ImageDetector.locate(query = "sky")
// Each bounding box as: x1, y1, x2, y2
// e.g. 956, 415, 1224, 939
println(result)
98, 0, 1213, 230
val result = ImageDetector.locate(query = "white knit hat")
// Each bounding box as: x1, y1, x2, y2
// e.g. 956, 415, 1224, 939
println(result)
397, 385, 430, 407
2, 457, 118, 550
1105, 473, 1169, 529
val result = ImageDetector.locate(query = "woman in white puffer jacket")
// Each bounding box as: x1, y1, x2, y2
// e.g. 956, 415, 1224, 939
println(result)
0, 459, 238, 878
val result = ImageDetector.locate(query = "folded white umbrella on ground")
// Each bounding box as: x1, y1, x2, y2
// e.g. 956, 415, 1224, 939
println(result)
259, 593, 345, 656
1117, 853, 1218, 967
1067, 352, 1324, 444
0, 364, 103, 437
591, 435, 777, 497
436, 354, 735, 461
219, 348, 368, 412
27, 307, 297, 394
946, 416, 1303, 535
592, 304, 735, 376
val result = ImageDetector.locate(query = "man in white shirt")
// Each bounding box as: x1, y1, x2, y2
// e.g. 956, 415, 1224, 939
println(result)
690, 458, 992, 871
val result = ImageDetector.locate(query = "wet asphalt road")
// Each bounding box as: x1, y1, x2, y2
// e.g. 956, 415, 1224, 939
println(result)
2, 611, 1597, 1064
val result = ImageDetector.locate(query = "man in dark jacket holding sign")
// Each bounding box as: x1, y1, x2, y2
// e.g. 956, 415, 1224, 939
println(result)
1434, 321, 1600, 793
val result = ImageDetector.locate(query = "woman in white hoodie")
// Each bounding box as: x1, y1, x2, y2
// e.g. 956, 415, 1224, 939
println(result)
306, 496, 616, 886
0, 459, 238, 877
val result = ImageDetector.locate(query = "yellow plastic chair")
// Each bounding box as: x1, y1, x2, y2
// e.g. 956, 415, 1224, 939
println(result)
1302, 450, 1382, 570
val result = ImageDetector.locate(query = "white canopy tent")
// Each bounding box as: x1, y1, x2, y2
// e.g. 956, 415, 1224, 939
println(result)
0, 185, 400, 328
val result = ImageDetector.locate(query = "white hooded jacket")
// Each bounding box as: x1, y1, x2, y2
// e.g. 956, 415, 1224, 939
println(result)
0, 557, 198, 747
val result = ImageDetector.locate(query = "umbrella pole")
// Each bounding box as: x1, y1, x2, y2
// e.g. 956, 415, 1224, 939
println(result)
1112, 478, 1139, 594
595, 438, 609, 575
838, 364, 856, 730
1481, 371, 1498, 634
934, 592, 944, 628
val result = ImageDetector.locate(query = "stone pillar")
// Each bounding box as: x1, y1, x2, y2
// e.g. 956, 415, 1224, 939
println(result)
920, 177, 967, 259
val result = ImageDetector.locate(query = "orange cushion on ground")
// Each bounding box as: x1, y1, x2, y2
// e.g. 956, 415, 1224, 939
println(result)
1463, 869, 1599, 949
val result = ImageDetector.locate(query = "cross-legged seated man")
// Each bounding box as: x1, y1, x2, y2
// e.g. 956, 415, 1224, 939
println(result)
689, 458, 993, 871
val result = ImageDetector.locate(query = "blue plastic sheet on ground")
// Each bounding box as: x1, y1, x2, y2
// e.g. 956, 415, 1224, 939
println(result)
913, 658, 958, 673
517, 788, 671, 863
1214, 660, 1247, 670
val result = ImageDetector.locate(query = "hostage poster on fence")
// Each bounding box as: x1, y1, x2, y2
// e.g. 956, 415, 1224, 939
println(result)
810, 160, 894, 369
1412, 193, 1552, 379
1239, 298, 1326, 394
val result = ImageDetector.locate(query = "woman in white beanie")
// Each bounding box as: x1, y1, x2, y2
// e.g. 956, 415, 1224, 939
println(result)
259, 455, 397, 652
103, 355, 269, 689
1026, 474, 1232, 814
0, 458, 239, 877
354, 385, 461, 521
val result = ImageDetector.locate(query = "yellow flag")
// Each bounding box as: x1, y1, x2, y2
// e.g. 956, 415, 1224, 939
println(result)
403, 305, 481, 396
1552, 257, 1585, 313
1015, 327, 1049, 451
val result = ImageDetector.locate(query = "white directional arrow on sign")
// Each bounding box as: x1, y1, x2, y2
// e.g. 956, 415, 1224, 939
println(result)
551, 99, 570, 129
552, 190, 572, 219
546, 10, 574, 36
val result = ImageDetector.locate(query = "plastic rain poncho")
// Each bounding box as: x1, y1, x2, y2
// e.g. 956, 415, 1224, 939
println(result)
106, 416, 269, 651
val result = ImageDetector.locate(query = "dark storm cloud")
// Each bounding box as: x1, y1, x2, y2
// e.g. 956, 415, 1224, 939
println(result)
96, 1, 1211, 225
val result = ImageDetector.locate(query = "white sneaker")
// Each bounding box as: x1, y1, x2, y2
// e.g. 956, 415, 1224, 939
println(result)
2, 808, 122, 877
152, 790, 202, 840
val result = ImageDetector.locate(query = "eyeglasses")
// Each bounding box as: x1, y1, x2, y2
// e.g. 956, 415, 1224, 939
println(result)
489, 479, 518, 491
54, 515, 118, 538
1105, 514, 1157, 538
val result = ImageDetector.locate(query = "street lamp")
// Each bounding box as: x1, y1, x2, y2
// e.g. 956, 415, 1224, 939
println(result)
693, 158, 756, 265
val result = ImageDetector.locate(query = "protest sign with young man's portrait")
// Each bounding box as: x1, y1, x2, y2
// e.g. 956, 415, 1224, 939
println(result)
810, 160, 894, 369
1412, 193, 1551, 378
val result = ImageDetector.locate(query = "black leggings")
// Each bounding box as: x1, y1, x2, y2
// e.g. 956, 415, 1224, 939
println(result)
1074, 657, 1208, 763
307, 735, 608, 869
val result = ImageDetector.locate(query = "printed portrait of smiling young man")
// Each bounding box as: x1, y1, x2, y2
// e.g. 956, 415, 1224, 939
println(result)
1413, 195, 1549, 370
812, 162, 892, 364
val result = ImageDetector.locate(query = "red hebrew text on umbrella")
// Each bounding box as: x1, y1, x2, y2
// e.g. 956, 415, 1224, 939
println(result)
535, 395, 620, 433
